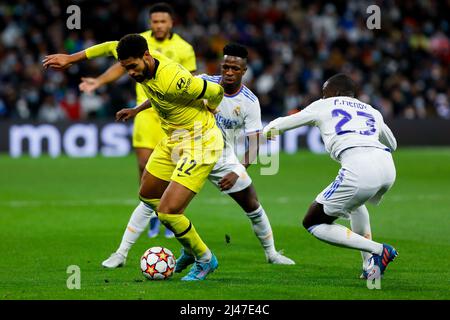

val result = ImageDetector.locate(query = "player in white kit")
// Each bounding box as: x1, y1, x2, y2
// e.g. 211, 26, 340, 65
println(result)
263, 73, 398, 279
101, 44, 294, 269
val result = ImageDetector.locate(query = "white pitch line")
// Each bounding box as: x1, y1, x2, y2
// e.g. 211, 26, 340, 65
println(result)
387, 194, 449, 202
0, 196, 295, 207
0, 194, 447, 208
0, 199, 138, 208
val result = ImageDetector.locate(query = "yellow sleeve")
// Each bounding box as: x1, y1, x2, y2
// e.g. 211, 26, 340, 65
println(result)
163, 65, 223, 108
201, 80, 223, 110
85, 41, 119, 60
180, 45, 197, 72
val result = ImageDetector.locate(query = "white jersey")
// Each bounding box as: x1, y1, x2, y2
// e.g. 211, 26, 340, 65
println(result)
264, 96, 397, 161
199, 74, 262, 162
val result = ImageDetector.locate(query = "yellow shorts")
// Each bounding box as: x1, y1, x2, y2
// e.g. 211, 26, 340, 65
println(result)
145, 126, 224, 193
132, 108, 166, 149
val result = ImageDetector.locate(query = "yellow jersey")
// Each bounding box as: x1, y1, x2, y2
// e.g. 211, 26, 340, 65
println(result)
139, 51, 220, 137
136, 31, 196, 105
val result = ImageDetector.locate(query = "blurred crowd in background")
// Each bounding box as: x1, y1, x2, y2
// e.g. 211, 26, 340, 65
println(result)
1, 0, 449, 122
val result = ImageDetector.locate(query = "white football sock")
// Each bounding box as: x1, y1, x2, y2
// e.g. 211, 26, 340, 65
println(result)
197, 249, 212, 263
117, 201, 157, 257
350, 205, 373, 269
308, 223, 383, 255
246, 205, 277, 257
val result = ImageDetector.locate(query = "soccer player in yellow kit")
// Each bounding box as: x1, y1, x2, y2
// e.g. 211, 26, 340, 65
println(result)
43, 34, 224, 281
78, 3, 196, 238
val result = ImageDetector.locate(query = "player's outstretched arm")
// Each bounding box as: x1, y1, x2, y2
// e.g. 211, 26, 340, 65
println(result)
263, 107, 315, 139
43, 51, 87, 70
43, 41, 119, 71
79, 62, 126, 94
263, 113, 303, 139
116, 99, 151, 122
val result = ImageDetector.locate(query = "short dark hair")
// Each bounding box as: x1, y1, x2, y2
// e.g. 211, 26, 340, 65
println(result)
325, 73, 356, 97
149, 2, 174, 17
117, 34, 148, 60
223, 43, 248, 60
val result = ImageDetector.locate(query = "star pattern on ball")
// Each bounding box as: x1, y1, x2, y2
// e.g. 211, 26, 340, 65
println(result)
162, 268, 173, 278
146, 265, 156, 277
157, 251, 168, 262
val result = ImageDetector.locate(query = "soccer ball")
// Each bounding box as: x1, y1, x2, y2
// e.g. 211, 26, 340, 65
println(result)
140, 246, 176, 280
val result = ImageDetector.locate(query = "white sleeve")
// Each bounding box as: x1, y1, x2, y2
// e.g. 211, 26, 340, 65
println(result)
263, 103, 317, 136
379, 122, 397, 151
244, 98, 263, 134
196, 74, 221, 83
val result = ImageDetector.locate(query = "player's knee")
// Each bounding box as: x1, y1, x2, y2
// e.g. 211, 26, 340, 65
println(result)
233, 185, 260, 213
243, 198, 260, 213
302, 202, 322, 230
157, 203, 184, 215
302, 215, 312, 230
302, 216, 319, 232
302, 202, 336, 231
138, 189, 150, 201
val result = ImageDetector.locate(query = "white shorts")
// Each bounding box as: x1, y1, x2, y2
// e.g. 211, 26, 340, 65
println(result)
316, 147, 396, 219
208, 151, 252, 194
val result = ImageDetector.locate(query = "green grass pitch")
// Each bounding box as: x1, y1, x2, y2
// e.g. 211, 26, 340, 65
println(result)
1, 148, 449, 300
